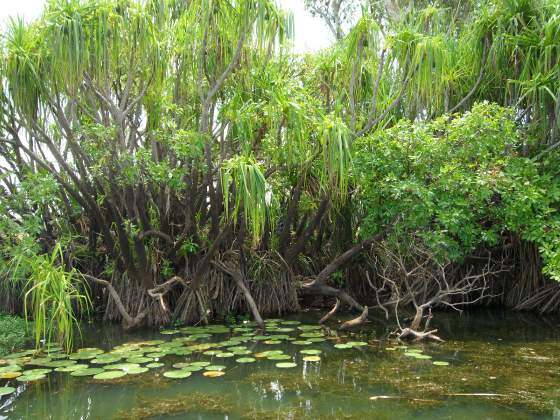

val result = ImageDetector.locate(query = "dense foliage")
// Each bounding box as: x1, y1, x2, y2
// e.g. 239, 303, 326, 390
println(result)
0, 0, 559, 347
0, 314, 27, 356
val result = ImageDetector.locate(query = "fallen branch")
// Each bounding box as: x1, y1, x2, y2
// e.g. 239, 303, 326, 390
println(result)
212, 259, 265, 330
82, 274, 147, 329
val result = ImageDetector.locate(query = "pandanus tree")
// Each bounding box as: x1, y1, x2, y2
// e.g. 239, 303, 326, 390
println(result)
0, 0, 559, 342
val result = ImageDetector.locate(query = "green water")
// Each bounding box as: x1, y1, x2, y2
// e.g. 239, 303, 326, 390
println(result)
1, 309, 560, 419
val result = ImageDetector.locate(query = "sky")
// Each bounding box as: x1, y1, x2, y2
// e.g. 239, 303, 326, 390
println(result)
0, 0, 333, 53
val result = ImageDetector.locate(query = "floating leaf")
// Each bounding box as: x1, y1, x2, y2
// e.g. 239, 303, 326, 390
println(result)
299, 332, 324, 338
297, 325, 323, 331
0, 372, 21, 379
203, 370, 225, 378
182, 365, 204, 372
303, 356, 321, 362
22, 369, 51, 376
94, 371, 127, 380
347, 341, 367, 347
292, 341, 313, 346
433, 361, 450, 366
55, 364, 88, 372
236, 357, 256, 363
300, 349, 321, 355
334, 343, 353, 349
163, 370, 192, 379
16, 374, 46, 382
71, 368, 105, 377
127, 367, 149, 375
0, 365, 21, 373
106, 363, 140, 371
215, 352, 234, 358
276, 362, 297, 368
267, 354, 291, 361
204, 365, 226, 371
202, 350, 221, 356
126, 357, 152, 364
0, 387, 16, 397
189, 361, 211, 367
146, 362, 165, 369
92, 356, 122, 365
307, 338, 327, 343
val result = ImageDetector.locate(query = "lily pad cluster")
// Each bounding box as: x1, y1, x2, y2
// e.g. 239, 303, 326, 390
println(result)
0, 318, 376, 394
385, 345, 451, 366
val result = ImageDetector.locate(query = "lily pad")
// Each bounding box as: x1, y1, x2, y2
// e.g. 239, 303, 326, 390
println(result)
297, 325, 323, 331
0, 372, 21, 379
215, 352, 234, 358
263, 340, 282, 345
94, 371, 127, 380
292, 341, 313, 346
0, 387, 16, 397
347, 341, 368, 347
182, 365, 204, 372
275, 362, 297, 368
71, 368, 105, 377
160, 330, 180, 335
55, 364, 87, 372
146, 362, 165, 368
267, 354, 291, 361
236, 357, 256, 363
299, 332, 324, 338
190, 361, 211, 367
203, 370, 225, 378
334, 343, 353, 349
127, 367, 149, 374
433, 361, 450, 366
0, 365, 21, 373
300, 349, 322, 355
280, 320, 301, 325
92, 356, 122, 365
22, 368, 51, 376
163, 370, 192, 379
126, 357, 152, 364
16, 374, 46, 382
202, 350, 221, 356
307, 338, 327, 343
255, 351, 283, 358
204, 365, 226, 371
106, 363, 140, 371
303, 356, 321, 362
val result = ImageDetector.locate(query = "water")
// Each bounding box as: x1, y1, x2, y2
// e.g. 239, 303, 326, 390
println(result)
1, 309, 560, 419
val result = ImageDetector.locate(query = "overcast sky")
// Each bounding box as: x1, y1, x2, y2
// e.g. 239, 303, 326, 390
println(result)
0, 0, 333, 53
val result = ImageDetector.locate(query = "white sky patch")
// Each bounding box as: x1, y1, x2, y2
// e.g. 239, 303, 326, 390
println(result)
0, 0, 332, 52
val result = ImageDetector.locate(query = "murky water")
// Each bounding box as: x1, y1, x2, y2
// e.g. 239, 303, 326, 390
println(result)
1, 309, 560, 419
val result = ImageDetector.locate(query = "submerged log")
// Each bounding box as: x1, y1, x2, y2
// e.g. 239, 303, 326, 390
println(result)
398, 327, 444, 342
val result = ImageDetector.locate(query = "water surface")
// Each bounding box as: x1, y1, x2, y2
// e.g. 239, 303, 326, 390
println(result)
1, 309, 559, 419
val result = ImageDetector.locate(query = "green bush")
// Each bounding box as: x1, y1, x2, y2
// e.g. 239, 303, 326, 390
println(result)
0, 314, 28, 356
353, 102, 560, 277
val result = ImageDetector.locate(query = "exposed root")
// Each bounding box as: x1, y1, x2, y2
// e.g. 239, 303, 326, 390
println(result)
339, 306, 368, 330
319, 299, 341, 324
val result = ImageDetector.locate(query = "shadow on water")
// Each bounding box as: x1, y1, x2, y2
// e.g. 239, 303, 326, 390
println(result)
1, 308, 560, 419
